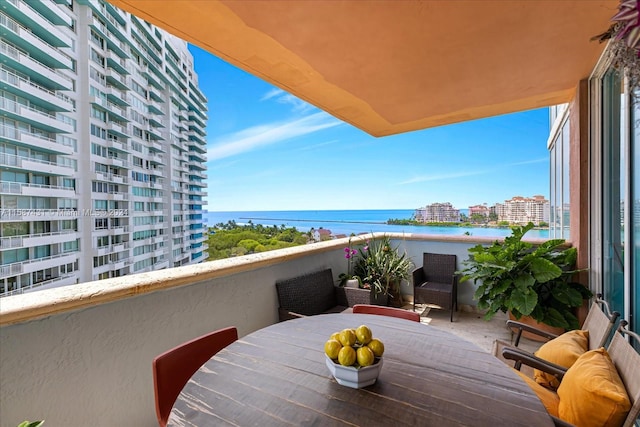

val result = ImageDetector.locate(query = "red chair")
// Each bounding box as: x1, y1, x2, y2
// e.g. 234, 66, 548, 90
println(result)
152, 326, 238, 427
352, 304, 421, 322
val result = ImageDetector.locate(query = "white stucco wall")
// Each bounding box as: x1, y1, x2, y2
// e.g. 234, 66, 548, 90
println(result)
0, 234, 501, 426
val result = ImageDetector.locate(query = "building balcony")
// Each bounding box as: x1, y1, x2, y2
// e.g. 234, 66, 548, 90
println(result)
0, 40, 73, 91
28, 0, 72, 26
2, 0, 72, 49
0, 67, 73, 112
0, 181, 76, 198
0, 234, 524, 426
0, 208, 79, 222
148, 99, 164, 115
10, 131, 73, 156
0, 97, 74, 134
105, 68, 129, 90
0, 153, 74, 177
2, 272, 78, 298
0, 230, 78, 250
0, 251, 77, 277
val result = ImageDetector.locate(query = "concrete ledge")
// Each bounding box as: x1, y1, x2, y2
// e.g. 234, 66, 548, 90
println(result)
0, 231, 540, 327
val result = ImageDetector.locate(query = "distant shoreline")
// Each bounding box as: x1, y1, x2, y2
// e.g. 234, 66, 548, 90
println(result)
236, 217, 545, 230
240, 217, 387, 225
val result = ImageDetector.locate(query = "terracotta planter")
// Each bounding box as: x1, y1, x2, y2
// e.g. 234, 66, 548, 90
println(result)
508, 312, 564, 342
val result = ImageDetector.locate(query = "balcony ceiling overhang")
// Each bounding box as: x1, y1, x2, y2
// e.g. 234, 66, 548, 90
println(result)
109, 0, 617, 136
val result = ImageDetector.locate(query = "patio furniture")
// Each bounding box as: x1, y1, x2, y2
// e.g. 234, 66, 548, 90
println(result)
276, 269, 349, 321
168, 313, 554, 426
502, 321, 640, 427
507, 295, 620, 349
506, 296, 620, 372
152, 326, 238, 427
412, 253, 458, 321
352, 304, 421, 322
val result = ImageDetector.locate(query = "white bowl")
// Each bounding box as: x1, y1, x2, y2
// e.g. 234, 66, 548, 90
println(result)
325, 354, 383, 388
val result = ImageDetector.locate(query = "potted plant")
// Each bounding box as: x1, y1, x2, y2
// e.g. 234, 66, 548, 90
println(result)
353, 236, 413, 307
338, 234, 363, 288
458, 222, 592, 330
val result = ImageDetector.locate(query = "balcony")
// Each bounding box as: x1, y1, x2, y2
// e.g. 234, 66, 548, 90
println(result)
0, 234, 530, 426
0, 153, 74, 176
1, 0, 71, 48
0, 40, 73, 91
0, 208, 79, 222
0, 97, 74, 134
0, 251, 77, 277
0, 67, 74, 112
0, 230, 78, 250
0, 181, 76, 198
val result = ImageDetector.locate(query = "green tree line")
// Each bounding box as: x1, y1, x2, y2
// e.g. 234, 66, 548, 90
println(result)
207, 221, 309, 260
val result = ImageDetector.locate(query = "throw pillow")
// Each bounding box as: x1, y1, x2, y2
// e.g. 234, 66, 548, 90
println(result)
557, 348, 631, 427
534, 329, 589, 390
513, 369, 560, 417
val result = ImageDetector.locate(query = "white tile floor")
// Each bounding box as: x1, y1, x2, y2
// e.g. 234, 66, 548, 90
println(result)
410, 303, 541, 355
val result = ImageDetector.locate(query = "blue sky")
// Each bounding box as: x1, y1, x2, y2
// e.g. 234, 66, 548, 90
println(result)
189, 45, 551, 212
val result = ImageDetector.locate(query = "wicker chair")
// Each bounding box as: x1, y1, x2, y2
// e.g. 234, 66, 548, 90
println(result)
276, 269, 348, 321
412, 253, 458, 322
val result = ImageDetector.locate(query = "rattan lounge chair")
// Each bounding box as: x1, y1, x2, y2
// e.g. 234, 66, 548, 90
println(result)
506, 295, 620, 370
412, 253, 458, 321
502, 321, 640, 427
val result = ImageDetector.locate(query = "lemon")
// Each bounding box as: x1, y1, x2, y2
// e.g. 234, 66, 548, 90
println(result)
367, 338, 385, 357
355, 325, 372, 345
356, 346, 375, 367
330, 332, 341, 342
338, 328, 356, 347
324, 339, 342, 359
337, 345, 357, 366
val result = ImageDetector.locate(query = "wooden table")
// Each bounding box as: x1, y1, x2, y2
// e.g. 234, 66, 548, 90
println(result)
169, 313, 553, 426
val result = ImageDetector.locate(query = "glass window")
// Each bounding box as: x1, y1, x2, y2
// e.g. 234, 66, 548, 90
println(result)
631, 87, 640, 336
601, 68, 625, 315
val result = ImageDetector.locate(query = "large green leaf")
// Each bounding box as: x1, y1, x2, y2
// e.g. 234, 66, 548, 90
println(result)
529, 258, 562, 282
551, 286, 584, 307
514, 274, 535, 292
510, 289, 537, 315
542, 307, 570, 329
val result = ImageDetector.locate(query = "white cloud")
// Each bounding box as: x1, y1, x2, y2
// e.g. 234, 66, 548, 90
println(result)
207, 112, 342, 161
507, 157, 548, 166
399, 170, 490, 185
398, 157, 548, 185
260, 88, 314, 113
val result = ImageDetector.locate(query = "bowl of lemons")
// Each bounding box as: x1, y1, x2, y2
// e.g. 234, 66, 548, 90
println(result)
324, 325, 384, 389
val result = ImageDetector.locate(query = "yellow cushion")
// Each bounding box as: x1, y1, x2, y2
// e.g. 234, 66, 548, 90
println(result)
557, 348, 631, 427
513, 369, 560, 417
534, 329, 589, 390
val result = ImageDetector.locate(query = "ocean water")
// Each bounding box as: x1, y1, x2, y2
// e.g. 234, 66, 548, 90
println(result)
205, 209, 550, 239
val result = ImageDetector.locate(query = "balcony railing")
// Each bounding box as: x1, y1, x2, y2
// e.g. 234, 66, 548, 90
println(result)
0, 233, 511, 426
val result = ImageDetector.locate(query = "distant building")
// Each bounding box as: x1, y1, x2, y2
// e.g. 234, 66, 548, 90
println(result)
493, 195, 550, 225
468, 204, 490, 218
312, 229, 332, 242
414, 202, 460, 223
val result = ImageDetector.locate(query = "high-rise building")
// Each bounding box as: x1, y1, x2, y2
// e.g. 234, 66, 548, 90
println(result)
414, 202, 460, 223
0, 0, 208, 296
493, 195, 549, 225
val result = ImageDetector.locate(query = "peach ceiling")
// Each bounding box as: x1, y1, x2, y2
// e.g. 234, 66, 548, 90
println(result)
109, 0, 617, 136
